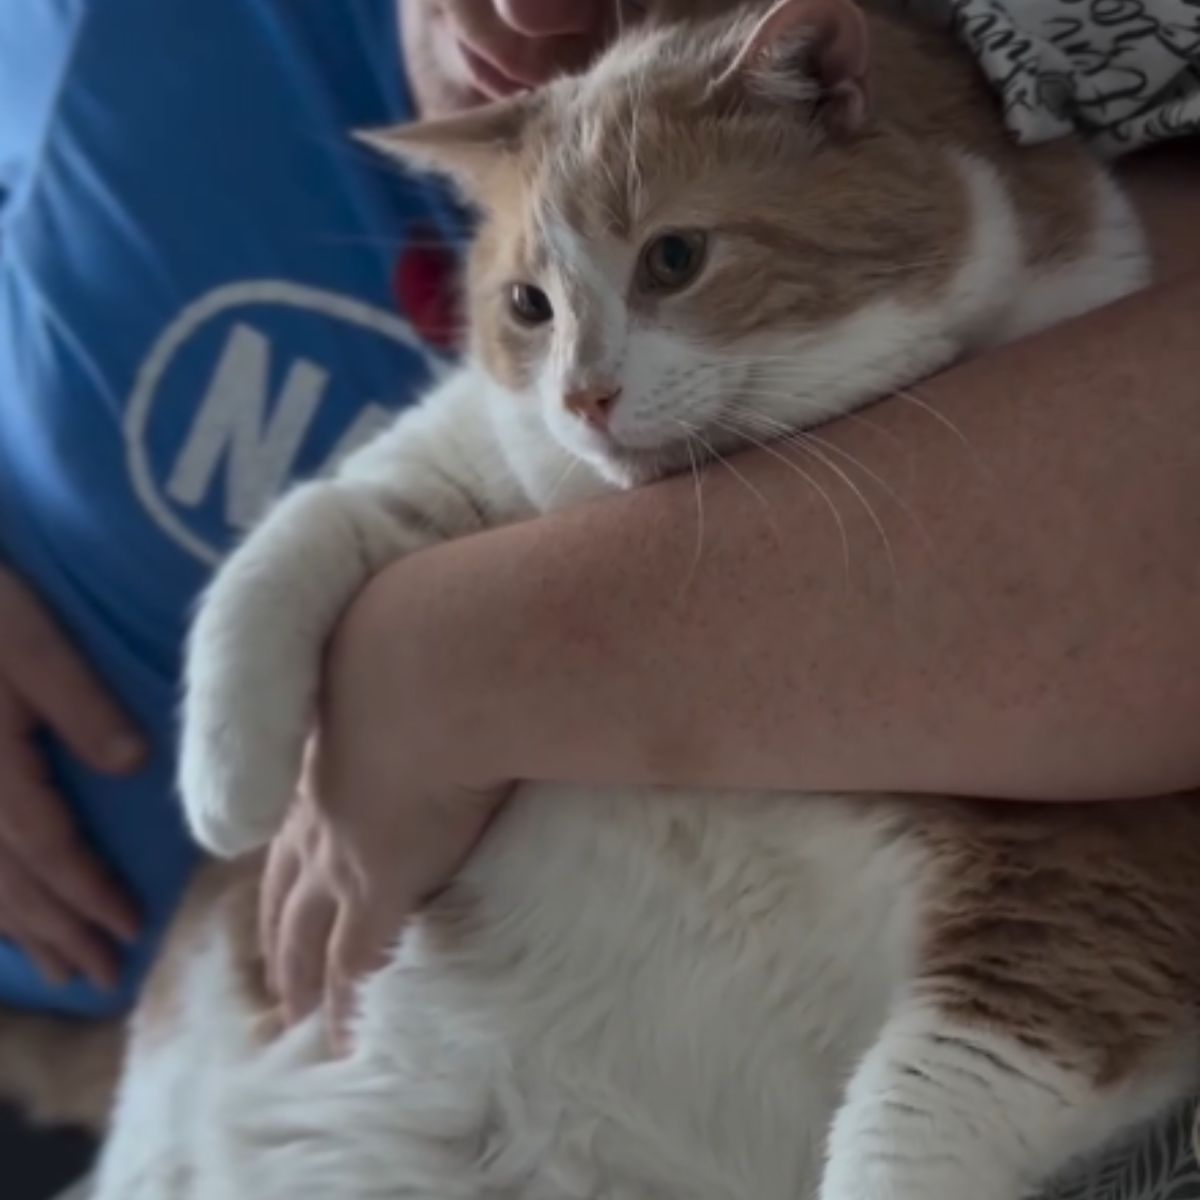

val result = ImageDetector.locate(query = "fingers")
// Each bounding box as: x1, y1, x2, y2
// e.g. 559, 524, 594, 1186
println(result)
20, 942, 72, 989
0, 571, 146, 775
448, 0, 598, 91
0, 570, 139, 992
0, 719, 139, 944
324, 905, 364, 1058
0, 841, 119, 989
324, 907, 356, 1058
495, 0, 598, 35
275, 876, 337, 1027
324, 887, 405, 1057
259, 833, 301, 988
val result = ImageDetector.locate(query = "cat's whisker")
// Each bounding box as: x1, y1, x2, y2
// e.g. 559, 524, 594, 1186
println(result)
720, 409, 894, 581
787, 432, 935, 559
543, 456, 583, 508
724, 387, 909, 452
686, 428, 782, 543
725, 395, 874, 441
727, 405, 829, 434
709, 419, 852, 580
791, 436, 899, 586
713, 389, 835, 425
676, 421, 707, 597
886, 385, 988, 475
719, 409, 934, 559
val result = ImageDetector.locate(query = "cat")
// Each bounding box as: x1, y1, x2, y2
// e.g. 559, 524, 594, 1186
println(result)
20, 0, 1195, 1196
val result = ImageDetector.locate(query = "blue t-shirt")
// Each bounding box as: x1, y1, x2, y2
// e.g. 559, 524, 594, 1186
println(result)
0, 0, 460, 1015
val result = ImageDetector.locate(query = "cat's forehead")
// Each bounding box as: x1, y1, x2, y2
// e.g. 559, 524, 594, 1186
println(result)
519, 24, 791, 248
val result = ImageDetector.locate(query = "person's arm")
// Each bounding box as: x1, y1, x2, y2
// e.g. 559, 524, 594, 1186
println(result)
265, 147, 1200, 1033
323, 150, 1200, 805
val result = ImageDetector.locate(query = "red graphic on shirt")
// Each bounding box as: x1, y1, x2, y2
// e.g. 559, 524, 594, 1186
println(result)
393, 226, 461, 353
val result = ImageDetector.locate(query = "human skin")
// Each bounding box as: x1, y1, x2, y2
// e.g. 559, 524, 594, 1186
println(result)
400, 0, 619, 114
334, 145, 1200, 803
266, 0, 1200, 1029
382, 4, 1200, 809
265, 144, 1200, 1032
0, 568, 143, 987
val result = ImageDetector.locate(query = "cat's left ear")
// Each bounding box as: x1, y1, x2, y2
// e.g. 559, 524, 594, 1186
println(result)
728, 0, 870, 135
354, 93, 537, 201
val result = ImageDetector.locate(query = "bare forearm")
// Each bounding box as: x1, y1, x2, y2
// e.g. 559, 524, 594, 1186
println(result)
333, 259, 1200, 802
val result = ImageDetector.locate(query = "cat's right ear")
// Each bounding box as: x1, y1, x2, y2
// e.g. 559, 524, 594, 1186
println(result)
723, 0, 871, 136
354, 93, 537, 200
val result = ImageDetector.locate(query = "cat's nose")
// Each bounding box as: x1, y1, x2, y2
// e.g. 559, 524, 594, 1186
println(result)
564, 385, 621, 430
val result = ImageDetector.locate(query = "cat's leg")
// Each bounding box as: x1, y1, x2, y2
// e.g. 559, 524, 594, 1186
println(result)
819, 1005, 1190, 1200
92, 863, 304, 1200
180, 367, 529, 857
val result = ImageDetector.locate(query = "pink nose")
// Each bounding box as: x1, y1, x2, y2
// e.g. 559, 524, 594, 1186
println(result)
564, 385, 621, 430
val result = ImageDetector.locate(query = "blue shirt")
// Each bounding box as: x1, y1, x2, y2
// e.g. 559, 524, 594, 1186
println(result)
0, 0, 459, 1014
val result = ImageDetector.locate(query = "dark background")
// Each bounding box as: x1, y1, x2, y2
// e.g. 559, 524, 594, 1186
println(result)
0, 1108, 93, 1199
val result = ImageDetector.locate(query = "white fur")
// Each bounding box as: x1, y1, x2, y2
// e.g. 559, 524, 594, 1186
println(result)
144, 142, 1165, 1198
997, 170, 1149, 344
179, 369, 534, 857
821, 1011, 1196, 1200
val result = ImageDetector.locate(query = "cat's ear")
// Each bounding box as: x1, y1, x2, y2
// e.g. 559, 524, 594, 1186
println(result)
354, 93, 536, 199
727, 0, 870, 135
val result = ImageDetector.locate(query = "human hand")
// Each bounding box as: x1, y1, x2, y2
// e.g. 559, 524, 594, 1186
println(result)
0, 567, 142, 988
402, 0, 641, 117
260, 734, 503, 1050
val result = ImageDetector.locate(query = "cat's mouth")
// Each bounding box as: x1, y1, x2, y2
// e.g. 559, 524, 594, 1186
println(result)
562, 400, 743, 487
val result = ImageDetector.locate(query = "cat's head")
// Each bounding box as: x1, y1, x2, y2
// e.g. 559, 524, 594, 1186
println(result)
368, 0, 973, 485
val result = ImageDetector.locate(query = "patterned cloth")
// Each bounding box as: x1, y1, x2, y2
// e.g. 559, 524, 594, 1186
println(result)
904, 0, 1200, 154
1046, 1101, 1200, 1200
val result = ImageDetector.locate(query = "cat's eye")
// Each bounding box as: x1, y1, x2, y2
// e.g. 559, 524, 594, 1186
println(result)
509, 283, 554, 326
639, 231, 708, 293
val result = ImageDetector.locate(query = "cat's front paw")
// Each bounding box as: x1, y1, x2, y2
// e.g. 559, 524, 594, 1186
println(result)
177, 479, 415, 860
178, 690, 304, 859
178, 566, 317, 858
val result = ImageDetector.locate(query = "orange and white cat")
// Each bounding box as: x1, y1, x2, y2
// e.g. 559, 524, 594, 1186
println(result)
57, 1, 1200, 1197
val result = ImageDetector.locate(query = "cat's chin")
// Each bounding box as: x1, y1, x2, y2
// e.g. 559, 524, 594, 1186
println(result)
555, 423, 716, 491
588, 441, 698, 490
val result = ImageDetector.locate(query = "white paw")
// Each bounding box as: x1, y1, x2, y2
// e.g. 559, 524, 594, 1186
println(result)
177, 480, 409, 859
178, 700, 303, 858
178, 569, 317, 859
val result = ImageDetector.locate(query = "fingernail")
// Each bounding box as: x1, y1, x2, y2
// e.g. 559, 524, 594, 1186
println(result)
105, 734, 147, 773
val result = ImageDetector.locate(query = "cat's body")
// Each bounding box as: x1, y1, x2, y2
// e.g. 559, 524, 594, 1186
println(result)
76, 2, 1200, 1197
95, 793, 1200, 1200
